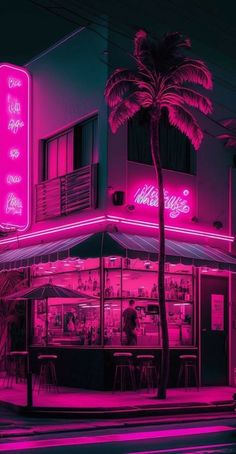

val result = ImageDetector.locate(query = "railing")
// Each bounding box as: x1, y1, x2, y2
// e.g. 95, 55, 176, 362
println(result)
36, 164, 98, 222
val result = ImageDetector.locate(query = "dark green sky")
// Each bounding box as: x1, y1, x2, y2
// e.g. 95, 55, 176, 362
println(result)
1, 0, 236, 68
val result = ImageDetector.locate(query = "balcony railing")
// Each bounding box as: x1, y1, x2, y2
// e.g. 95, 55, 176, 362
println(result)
36, 164, 98, 222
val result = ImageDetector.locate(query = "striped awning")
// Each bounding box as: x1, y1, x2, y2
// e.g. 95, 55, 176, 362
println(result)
0, 234, 92, 271
0, 232, 236, 272
109, 233, 236, 271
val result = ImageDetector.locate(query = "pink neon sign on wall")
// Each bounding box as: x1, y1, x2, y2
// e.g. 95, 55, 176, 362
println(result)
0, 64, 30, 231
133, 184, 191, 219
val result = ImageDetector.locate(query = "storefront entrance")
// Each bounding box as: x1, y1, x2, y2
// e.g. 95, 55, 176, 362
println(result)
201, 275, 228, 385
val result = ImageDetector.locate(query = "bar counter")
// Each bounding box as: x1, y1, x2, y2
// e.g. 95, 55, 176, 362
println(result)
30, 346, 198, 390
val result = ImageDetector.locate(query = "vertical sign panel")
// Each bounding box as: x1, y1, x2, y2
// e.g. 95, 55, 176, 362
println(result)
0, 63, 30, 231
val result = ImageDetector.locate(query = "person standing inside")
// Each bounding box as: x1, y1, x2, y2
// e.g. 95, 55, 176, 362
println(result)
123, 299, 138, 345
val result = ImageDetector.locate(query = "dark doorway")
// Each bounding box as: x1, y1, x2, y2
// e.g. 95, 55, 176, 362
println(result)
201, 275, 228, 385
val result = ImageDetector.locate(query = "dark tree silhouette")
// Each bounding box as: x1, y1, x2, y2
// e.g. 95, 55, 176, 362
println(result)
105, 30, 212, 399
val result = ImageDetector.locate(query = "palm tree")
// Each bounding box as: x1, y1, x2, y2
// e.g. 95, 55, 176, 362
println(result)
105, 30, 212, 399
217, 119, 236, 148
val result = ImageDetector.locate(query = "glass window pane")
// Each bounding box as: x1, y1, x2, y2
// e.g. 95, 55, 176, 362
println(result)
47, 139, 57, 180
104, 300, 121, 346
57, 134, 67, 176
81, 121, 93, 166
67, 130, 74, 173
167, 302, 193, 346
122, 299, 160, 346
32, 300, 47, 345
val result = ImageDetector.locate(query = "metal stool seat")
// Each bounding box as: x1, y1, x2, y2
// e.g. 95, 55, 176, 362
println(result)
5, 351, 28, 387
177, 354, 199, 389
37, 354, 58, 393
113, 352, 136, 391
136, 355, 158, 391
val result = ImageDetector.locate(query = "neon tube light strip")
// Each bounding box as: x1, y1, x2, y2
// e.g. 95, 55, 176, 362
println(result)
0, 214, 233, 247
107, 215, 234, 242
0, 216, 107, 245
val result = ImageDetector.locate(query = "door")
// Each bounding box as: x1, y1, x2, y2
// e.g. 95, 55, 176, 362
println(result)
201, 275, 228, 385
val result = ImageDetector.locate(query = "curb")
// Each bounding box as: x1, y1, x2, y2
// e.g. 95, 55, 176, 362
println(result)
0, 408, 235, 439
1, 399, 233, 419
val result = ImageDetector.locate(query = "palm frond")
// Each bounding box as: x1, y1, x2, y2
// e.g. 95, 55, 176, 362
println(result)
217, 134, 236, 148
171, 87, 213, 114
167, 104, 203, 150
220, 118, 236, 132
134, 29, 157, 73
225, 138, 236, 147
167, 59, 213, 89
108, 92, 143, 133
105, 68, 142, 107
160, 32, 191, 52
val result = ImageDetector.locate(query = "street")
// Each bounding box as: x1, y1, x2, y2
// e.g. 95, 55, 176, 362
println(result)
1, 413, 236, 453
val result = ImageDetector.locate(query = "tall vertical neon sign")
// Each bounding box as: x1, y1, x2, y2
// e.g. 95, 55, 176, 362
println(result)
0, 64, 30, 231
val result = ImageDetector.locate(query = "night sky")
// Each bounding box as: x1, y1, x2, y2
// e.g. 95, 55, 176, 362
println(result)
1, 0, 236, 68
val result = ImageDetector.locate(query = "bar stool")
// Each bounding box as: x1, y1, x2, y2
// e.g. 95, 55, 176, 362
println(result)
136, 355, 158, 391
5, 351, 28, 388
113, 352, 136, 391
177, 355, 199, 389
37, 354, 58, 393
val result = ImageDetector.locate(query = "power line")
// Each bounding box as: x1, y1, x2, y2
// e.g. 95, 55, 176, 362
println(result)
27, 0, 236, 135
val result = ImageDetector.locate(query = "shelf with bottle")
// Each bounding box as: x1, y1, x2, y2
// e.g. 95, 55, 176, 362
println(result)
104, 267, 193, 276
77, 269, 100, 296
121, 279, 192, 301
104, 296, 193, 303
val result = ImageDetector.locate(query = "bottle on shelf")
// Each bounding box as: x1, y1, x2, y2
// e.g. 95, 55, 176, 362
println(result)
88, 271, 92, 291
151, 283, 158, 299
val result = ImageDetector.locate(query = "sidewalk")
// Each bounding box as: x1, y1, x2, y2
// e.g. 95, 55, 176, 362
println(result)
0, 382, 235, 418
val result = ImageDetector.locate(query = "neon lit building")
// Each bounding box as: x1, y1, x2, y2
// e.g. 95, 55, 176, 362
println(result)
0, 23, 236, 409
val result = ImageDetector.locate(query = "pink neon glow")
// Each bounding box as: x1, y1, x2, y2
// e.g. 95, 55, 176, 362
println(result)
130, 442, 236, 454
107, 215, 234, 242
0, 426, 233, 452
0, 63, 30, 231
134, 184, 191, 219
0, 214, 233, 247
0, 216, 107, 245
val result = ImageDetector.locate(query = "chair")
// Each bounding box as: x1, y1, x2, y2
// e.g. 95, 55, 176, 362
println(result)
37, 354, 58, 393
136, 355, 158, 391
4, 351, 28, 388
113, 352, 136, 391
177, 354, 199, 389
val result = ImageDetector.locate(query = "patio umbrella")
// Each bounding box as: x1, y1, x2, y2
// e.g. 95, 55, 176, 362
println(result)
4, 283, 98, 300
3, 283, 98, 407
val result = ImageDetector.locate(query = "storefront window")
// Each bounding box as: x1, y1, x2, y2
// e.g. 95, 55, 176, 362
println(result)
103, 258, 194, 347
32, 258, 101, 346
31, 256, 194, 348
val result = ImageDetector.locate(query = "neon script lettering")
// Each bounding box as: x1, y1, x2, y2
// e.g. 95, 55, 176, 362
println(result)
8, 98, 21, 114
134, 184, 190, 218
7, 175, 22, 184
9, 148, 20, 159
8, 119, 24, 134
6, 193, 23, 215
8, 77, 22, 88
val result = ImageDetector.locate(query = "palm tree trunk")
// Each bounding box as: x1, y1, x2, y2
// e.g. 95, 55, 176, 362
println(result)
150, 111, 169, 399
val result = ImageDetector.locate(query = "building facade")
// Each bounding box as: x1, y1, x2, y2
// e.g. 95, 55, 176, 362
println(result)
1, 23, 236, 403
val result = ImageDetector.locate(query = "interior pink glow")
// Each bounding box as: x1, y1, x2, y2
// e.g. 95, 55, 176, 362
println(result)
134, 184, 191, 219
0, 426, 233, 452
107, 215, 234, 242
0, 64, 30, 231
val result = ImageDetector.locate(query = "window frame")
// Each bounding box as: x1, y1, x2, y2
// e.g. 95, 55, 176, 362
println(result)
41, 116, 98, 182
